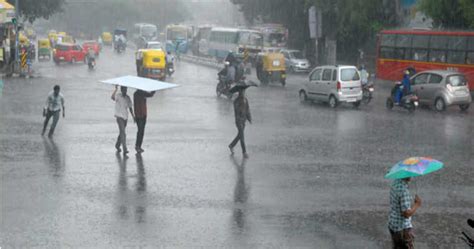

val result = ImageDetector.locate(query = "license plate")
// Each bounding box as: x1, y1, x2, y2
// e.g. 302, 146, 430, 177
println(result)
346, 98, 356, 103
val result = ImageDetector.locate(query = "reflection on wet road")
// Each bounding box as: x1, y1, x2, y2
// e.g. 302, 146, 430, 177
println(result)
0, 47, 472, 248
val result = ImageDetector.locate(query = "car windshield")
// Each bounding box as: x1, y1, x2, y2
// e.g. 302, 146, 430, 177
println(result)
341, 68, 360, 81
265, 33, 286, 45
448, 75, 467, 86
290, 51, 304, 59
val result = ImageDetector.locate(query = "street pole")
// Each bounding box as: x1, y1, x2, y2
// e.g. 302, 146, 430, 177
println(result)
14, 0, 19, 74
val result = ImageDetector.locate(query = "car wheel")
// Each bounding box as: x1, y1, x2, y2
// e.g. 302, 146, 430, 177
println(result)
299, 90, 307, 103
386, 98, 394, 110
435, 98, 446, 112
329, 95, 338, 108
459, 104, 470, 111
353, 101, 361, 108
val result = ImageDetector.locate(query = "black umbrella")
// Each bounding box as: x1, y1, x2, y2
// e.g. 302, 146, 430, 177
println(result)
229, 81, 258, 94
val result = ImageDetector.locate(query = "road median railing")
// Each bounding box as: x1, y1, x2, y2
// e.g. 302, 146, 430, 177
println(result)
180, 54, 223, 70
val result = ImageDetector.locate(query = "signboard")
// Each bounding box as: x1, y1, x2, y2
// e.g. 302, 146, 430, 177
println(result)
308, 6, 322, 39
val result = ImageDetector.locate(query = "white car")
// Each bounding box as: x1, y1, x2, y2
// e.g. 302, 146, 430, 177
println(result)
299, 65, 363, 108
144, 41, 163, 50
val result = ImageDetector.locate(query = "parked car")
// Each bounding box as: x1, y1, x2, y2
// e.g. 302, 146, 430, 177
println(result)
53, 43, 86, 65
411, 70, 471, 111
82, 40, 101, 56
299, 65, 363, 108
281, 49, 311, 73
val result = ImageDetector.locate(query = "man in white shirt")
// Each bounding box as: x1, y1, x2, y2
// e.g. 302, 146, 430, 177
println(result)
42, 85, 65, 137
111, 86, 135, 157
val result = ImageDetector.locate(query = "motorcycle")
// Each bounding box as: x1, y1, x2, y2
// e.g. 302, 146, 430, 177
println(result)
87, 57, 96, 70
362, 83, 374, 104
166, 62, 174, 77
386, 83, 419, 112
216, 74, 234, 99
115, 42, 126, 54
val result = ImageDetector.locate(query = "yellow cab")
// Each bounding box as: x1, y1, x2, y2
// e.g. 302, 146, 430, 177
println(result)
136, 49, 167, 81
256, 51, 287, 86
102, 32, 112, 45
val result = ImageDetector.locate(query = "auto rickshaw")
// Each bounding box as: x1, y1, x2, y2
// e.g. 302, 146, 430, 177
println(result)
136, 49, 167, 81
113, 29, 127, 53
256, 52, 287, 86
102, 32, 112, 46
37, 39, 51, 61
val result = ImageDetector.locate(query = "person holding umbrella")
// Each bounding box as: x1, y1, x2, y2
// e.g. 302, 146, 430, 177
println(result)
134, 90, 155, 153
112, 86, 135, 157
385, 157, 444, 249
228, 81, 257, 158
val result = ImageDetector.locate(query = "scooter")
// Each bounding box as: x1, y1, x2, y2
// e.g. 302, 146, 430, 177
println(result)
386, 85, 419, 113
166, 62, 174, 77
362, 83, 374, 104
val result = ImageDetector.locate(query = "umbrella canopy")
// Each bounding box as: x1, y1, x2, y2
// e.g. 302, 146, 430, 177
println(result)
229, 81, 258, 94
384, 157, 444, 179
100, 75, 179, 92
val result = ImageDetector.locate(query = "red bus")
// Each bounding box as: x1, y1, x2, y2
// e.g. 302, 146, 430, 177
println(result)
376, 29, 474, 93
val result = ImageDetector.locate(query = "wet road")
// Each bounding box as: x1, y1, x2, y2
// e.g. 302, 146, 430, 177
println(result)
1, 47, 473, 248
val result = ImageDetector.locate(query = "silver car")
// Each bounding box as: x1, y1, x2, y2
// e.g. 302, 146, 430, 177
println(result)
299, 65, 363, 108
411, 70, 472, 111
281, 49, 311, 73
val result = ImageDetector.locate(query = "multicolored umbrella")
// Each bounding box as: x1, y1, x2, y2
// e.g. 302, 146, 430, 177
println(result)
384, 157, 444, 179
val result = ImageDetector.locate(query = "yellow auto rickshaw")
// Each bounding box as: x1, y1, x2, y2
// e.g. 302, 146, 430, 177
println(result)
136, 49, 167, 81
256, 52, 287, 86
102, 32, 112, 46
37, 39, 51, 61
19, 32, 30, 46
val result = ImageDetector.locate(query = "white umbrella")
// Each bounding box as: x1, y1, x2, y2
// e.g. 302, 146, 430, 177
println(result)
100, 75, 179, 92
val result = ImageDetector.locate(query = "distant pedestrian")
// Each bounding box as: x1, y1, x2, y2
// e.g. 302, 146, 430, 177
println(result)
388, 177, 422, 249
112, 86, 135, 157
42, 85, 65, 137
229, 87, 252, 158
133, 90, 155, 153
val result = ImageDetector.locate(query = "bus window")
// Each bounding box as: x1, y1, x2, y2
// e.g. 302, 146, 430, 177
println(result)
430, 50, 446, 63
381, 34, 396, 47
411, 35, 429, 61
394, 34, 411, 60
430, 35, 448, 49
448, 36, 467, 50
380, 47, 395, 59
448, 50, 466, 64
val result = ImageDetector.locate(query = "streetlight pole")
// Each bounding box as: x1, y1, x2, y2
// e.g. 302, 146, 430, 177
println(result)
14, 0, 19, 73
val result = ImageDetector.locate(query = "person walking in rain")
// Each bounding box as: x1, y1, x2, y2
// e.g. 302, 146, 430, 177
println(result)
228, 83, 256, 158
388, 177, 422, 249
133, 90, 155, 153
112, 86, 135, 157
42, 85, 65, 137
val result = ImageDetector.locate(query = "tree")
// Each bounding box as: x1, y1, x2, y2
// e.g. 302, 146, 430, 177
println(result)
419, 0, 473, 28
7, 0, 65, 23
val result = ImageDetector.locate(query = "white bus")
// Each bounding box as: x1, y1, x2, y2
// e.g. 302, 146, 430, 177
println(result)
133, 23, 158, 48
207, 27, 264, 60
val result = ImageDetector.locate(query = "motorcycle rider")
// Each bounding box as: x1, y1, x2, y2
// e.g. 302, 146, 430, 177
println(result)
86, 48, 96, 68
359, 65, 369, 86
395, 70, 411, 104
166, 51, 174, 75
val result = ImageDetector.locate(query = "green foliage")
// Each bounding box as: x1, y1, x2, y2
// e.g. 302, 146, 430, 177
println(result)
419, 0, 474, 28
7, 0, 65, 23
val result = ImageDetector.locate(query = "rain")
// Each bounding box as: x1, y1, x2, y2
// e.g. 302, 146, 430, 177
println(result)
0, 0, 473, 248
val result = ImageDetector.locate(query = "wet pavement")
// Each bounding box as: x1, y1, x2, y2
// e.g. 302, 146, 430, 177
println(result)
1, 47, 473, 248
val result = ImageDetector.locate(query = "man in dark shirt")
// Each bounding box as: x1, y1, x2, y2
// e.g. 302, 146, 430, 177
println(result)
133, 90, 155, 153
229, 88, 252, 158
